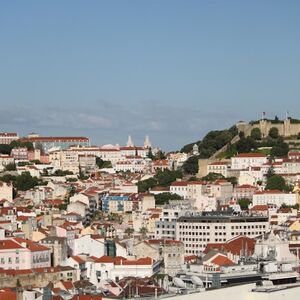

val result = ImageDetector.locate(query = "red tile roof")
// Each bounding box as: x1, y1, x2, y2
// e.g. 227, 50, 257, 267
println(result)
61, 280, 74, 290
0, 290, 16, 300
71, 256, 85, 264
210, 254, 235, 266
0, 239, 24, 250
235, 153, 266, 158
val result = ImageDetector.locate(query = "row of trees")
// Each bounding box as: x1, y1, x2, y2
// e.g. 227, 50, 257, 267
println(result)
0, 141, 34, 155
0, 172, 41, 191
250, 127, 279, 140
137, 169, 183, 192
180, 126, 238, 158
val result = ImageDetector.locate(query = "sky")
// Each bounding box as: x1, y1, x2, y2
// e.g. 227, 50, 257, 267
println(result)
1, 0, 300, 151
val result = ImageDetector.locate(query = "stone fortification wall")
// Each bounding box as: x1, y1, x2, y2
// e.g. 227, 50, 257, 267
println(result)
237, 119, 300, 138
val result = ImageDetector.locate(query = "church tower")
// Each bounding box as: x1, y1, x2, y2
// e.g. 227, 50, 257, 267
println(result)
144, 135, 151, 149
126, 135, 134, 147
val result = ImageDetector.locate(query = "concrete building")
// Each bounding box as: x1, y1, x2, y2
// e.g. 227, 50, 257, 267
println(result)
20, 135, 90, 152
252, 190, 298, 207
231, 153, 267, 170
155, 203, 193, 240
11, 147, 28, 161
40, 236, 68, 266
0, 238, 51, 270
207, 161, 229, 177
0, 181, 13, 201
0, 132, 18, 144
176, 213, 269, 254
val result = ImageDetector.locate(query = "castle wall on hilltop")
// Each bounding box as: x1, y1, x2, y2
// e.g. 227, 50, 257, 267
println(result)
237, 119, 300, 138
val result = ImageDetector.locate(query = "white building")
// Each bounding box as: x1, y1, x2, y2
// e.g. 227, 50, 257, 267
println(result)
0, 181, 13, 201
0, 132, 18, 144
252, 190, 298, 207
87, 256, 159, 285
176, 213, 269, 255
170, 181, 189, 199
207, 162, 229, 177
155, 203, 193, 240
73, 234, 105, 258
231, 153, 268, 170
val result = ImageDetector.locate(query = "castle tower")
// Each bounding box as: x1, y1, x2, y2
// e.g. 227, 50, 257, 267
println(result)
126, 135, 134, 147
144, 135, 151, 149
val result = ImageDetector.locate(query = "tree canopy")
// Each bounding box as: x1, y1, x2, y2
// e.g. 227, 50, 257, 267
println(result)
96, 157, 112, 169
182, 155, 199, 175
268, 127, 279, 139
250, 128, 262, 140
265, 175, 291, 192
154, 192, 182, 205
180, 126, 238, 158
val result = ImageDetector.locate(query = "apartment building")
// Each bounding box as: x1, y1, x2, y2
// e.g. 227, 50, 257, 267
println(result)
176, 213, 269, 254
0, 238, 51, 270
11, 147, 28, 161
0, 132, 19, 144
231, 153, 268, 170
233, 184, 258, 200
155, 203, 193, 240
252, 190, 298, 207
207, 161, 229, 177
170, 181, 189, 199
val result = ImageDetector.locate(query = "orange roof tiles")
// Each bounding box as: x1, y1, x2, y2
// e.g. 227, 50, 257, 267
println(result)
211, 255, 235, 266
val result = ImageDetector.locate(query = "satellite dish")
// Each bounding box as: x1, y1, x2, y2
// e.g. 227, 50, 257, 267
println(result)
172, 278, 186, 289
191, 276, 203, 287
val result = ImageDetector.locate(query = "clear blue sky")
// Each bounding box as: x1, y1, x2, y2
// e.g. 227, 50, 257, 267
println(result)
1, 0, 300, 150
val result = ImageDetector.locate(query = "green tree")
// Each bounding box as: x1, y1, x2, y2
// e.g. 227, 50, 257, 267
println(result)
147, 148, 155, 160
297, 132, 300, 140
182, 156, 199, 175
0, 144, 12, 155
226, 176, 238, 186
58, 203, 68, 211
96, 157, 112, 169
154, 192, 182, 205
238, 198, 251, 210
156, 169, 182, 186
201, 172, 225, 182
271, 141, 289, 157
250, 128, 262, 140
268, 127, 279, 139
236, 137, 257, 153
265, 175, 291, 192
15, 172, 39, 191
53, 169, 73, 176
5, 163, 16, 171
136, 177, 157, 192
10, 140, 34, 151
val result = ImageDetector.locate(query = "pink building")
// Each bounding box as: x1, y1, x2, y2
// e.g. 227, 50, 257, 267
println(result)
0, 238, 50, 270
0, 132, 18, 145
